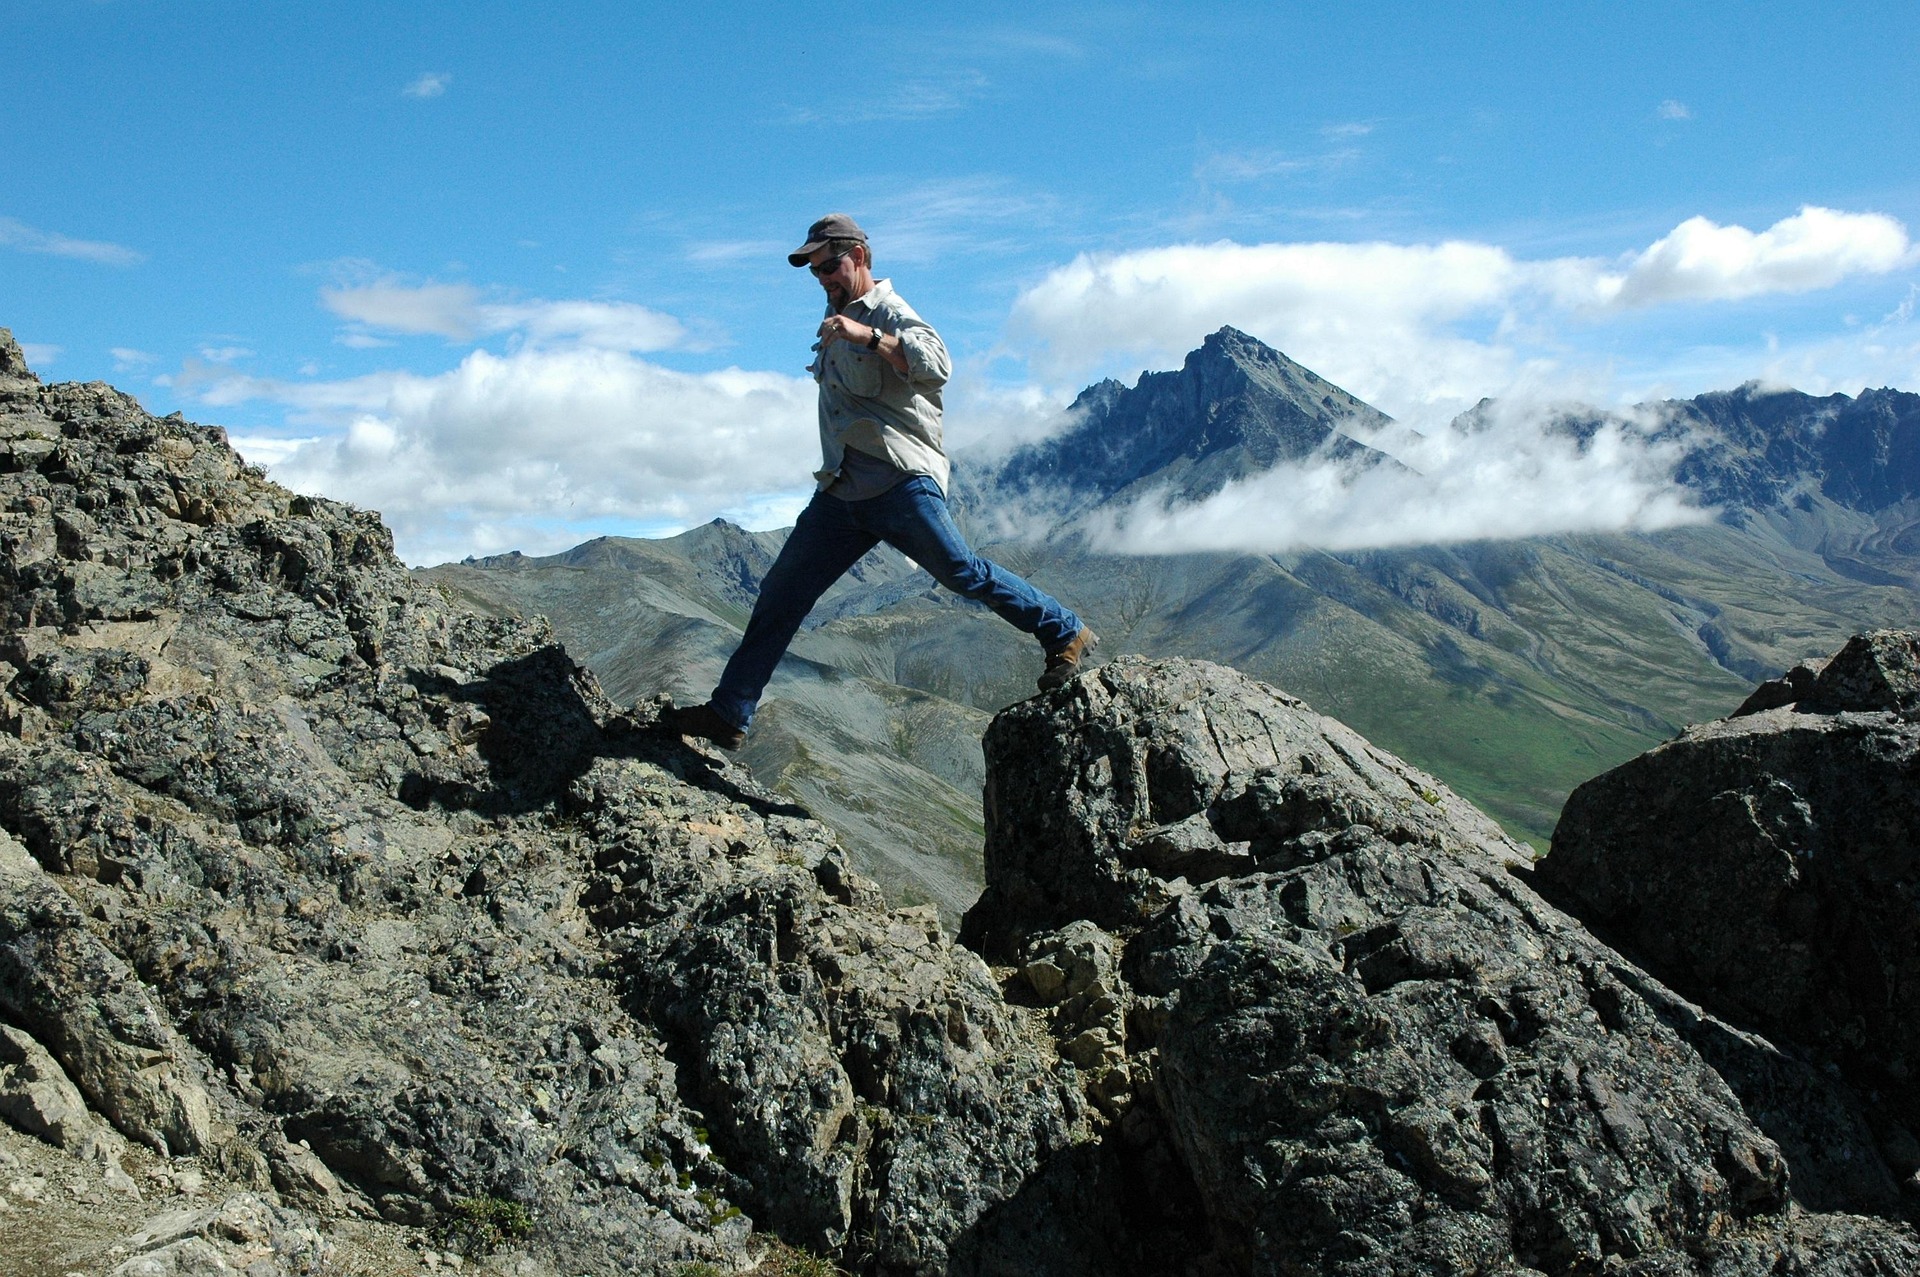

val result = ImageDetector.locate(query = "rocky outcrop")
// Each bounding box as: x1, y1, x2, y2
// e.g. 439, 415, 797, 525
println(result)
7, 324, 1920, 1275
1539, 628, 1920, 1214
959, 656, 1919, 1274
0, 330, 1081, 1273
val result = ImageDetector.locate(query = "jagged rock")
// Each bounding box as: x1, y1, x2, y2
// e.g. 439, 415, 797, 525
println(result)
0, 1019, 97, 1148
0, 328, 36, 396
958, 657, 1920, 1275
108, 1192, 331, 1276
1730, 655, 1827, 717
961, 656, 1530, 958
0, 346, 1079, 1273
0, 829, 218, 1157
1539, 629, 1920, 1216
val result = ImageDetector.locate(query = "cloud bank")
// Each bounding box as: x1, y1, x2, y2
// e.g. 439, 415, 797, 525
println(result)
1085, 401, 1711, 557
175, 205, 1916, 566
213, 347, 815, 565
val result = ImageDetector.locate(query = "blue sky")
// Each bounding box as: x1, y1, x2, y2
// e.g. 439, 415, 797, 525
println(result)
6, 1, 1919, 564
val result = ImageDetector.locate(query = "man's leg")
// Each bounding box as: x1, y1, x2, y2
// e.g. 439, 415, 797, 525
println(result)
867, 477, 1085, 653
707, 493, 877, 732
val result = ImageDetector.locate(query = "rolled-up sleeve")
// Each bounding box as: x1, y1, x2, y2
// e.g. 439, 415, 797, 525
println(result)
894, 316, 950, 390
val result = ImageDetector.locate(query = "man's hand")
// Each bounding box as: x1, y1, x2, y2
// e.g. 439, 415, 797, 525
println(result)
818, 315, 872, 347
818, 315, 910, 374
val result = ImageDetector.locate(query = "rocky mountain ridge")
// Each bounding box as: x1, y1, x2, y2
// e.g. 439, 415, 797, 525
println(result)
4, 326, 1920, 1274
961, 326, 1396, 516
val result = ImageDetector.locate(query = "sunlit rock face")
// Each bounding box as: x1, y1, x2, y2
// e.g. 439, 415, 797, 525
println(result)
957, 654, 1920, 1275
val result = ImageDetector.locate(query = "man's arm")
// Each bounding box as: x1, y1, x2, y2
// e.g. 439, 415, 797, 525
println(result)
818, 312, 948, 385
818, 314, 911, 376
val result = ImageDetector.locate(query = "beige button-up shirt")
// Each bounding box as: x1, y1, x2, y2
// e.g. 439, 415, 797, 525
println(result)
810, 279, 953, 495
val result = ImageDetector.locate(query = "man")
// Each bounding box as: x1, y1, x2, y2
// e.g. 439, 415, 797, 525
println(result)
663, 213, 1096, 751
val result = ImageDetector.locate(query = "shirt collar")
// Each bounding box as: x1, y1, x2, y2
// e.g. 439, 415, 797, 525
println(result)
830, 277, 893, 315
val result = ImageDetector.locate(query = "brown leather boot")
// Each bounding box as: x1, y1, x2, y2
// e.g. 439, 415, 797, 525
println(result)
1038, 628, 1099, 691
660, 702, 746, 751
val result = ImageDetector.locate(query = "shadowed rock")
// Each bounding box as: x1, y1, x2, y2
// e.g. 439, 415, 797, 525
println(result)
1540, 628, 1920, 1216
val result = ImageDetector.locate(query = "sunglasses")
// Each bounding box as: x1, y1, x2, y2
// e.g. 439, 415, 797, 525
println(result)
809, 252, 850, 278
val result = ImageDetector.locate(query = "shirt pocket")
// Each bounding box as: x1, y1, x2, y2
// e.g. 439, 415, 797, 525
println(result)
833, 346, 886, 398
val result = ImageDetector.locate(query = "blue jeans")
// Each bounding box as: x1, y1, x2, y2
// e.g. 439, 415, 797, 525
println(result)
710, 476, 1082, 730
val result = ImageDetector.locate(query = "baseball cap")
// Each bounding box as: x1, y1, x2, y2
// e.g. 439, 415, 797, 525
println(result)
789, 213, 868, 267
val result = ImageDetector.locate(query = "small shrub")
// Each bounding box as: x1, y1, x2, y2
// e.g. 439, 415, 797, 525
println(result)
433, 1194, 534, 1256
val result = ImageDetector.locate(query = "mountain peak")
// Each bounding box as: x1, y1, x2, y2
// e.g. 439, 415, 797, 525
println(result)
1192, 324, 1269, 363
982, 329, 1394, 509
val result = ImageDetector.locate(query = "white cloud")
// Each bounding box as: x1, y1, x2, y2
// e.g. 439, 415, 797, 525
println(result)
19, 343, 61, 368
1009, 237, 1531, 415
1658, 99, 1692, 121
686, 239, 786, 266
323, 279, 483, 336
335, 331, 397, 349
199, 345, 253, 364
1008, 207, 1915, 419
320, 276, 687, 352
1596, 207, 1913, 308
786, 69, 988, 124
404, 72, 451, 98
179, 347, 818, 565
229, 433, 321, 467
1194, 146, 1362, 183
944, 379, 1079, 462
1086, 400, 1711, 556
0, 216, 144, 266
110, 347, 155, 371
860, 176, 1062, 265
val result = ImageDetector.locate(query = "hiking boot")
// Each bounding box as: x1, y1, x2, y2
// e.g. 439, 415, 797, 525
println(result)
1038, 628, 1099, 691
660, 701, 746, 751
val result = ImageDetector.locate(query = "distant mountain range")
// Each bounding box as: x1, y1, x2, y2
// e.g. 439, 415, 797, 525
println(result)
423, 329, 1920, 921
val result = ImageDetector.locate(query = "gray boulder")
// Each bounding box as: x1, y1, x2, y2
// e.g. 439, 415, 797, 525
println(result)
1540, 628, 1920, 1213
958, 656, 1920, 1275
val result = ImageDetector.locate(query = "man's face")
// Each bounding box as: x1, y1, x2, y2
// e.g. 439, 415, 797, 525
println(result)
810, 245, 867, 310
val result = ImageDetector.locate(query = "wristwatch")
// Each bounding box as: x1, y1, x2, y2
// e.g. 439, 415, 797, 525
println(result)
867, 328, 882, 351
